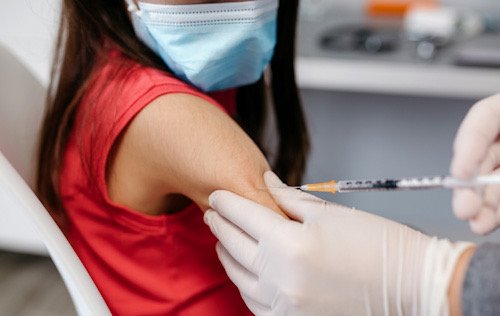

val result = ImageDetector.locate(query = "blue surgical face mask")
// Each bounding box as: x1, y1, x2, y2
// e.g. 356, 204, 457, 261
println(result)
125, 0, 278, 92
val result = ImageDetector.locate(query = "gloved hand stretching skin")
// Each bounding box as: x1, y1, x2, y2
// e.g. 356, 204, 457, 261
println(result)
204, 172, 473, 316
451, 93, 500, 235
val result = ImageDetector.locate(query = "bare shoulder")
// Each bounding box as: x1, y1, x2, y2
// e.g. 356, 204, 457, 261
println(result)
107, 92, 282, 216
140, 92, 230, 127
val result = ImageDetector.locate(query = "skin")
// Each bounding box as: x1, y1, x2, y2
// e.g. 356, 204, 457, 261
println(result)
449, 246, 476, 316
107, 92, 283, 216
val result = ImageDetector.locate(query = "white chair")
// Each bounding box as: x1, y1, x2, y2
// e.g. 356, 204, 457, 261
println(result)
0, 154, 111, 315
0, 44, 110, 315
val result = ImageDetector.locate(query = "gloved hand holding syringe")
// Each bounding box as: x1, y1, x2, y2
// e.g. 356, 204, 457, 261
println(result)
289, 174, 500, 193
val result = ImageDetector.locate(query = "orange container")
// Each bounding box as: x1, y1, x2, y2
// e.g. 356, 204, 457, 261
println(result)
366, 0, 438, 17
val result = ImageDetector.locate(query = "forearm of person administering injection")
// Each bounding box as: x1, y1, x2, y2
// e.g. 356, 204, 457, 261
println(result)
448, 246, 475, 316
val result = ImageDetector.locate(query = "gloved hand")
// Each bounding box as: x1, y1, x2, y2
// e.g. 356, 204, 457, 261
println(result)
451, 93, 500, 234
204, 172, 472, 316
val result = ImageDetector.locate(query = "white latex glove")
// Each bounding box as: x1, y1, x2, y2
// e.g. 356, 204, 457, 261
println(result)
451, 93, 500, 234
204, 172, 472, 316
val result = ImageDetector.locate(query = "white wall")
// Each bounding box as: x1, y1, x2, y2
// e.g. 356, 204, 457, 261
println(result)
0, 44, 47, 254
0, 0, 60, 254
0, 0, 60, 87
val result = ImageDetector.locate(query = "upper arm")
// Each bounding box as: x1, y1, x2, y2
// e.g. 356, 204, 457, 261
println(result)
107, 93, 283, 216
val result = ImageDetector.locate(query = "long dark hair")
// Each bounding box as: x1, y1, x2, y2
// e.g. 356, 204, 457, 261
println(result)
37, 0, 310, 216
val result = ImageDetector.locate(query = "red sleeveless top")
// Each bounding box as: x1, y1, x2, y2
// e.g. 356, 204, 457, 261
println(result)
59, 50, 251, 315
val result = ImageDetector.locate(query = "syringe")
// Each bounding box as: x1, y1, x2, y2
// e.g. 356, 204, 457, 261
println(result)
299, 175, 500, 194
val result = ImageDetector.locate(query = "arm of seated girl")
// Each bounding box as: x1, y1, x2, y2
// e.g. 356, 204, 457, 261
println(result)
106, 93, 285, 217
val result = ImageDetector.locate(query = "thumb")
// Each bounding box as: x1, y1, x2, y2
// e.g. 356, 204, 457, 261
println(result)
264, 171, 324, 222
451, 98, 500, 179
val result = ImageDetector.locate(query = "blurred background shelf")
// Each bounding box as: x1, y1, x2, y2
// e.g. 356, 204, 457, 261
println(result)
297, 56, 500, 98
297, 12, 500, 98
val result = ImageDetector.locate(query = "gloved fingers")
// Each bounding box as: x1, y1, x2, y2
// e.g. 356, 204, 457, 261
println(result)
264, 171, 325, 222
204, 210, 258, 273
468, 182, 500, 234
452, 188, 482, 220
479, 143, 500, 174
451, 97, 500, 179
469, 205, 499, 235
209, 190, 285, 240
215, 244, 275, 307
241, 294, 272, 316
483, 178, 500, 210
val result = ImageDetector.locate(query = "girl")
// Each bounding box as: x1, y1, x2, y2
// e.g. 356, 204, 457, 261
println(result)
37, 0, 309, 314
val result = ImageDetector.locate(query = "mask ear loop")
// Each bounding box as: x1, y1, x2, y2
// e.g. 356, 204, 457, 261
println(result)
124, 0, 142, 16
